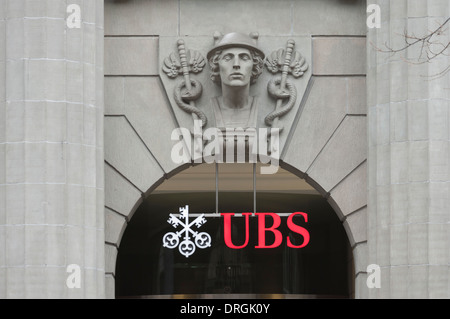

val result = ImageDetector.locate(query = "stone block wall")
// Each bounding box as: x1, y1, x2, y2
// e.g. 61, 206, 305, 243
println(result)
367, 0, 450, 298
0, 0, 105, 298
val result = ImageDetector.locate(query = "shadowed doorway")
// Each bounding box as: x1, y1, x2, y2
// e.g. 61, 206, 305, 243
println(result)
115, 164, 353, 298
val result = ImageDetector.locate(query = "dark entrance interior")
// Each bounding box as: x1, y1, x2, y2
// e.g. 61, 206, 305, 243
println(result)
115, 191, 353, 298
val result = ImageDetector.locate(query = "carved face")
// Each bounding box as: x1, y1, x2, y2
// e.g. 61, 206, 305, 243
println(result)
218, 47, 253, 87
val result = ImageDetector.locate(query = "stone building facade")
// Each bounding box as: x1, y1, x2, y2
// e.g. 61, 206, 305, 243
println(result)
0, 0, 448, 299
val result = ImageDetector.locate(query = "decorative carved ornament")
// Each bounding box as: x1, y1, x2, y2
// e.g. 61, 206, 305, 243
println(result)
163, 39, 208, 128
265, 39, 308, 129
160, 32, 310, 135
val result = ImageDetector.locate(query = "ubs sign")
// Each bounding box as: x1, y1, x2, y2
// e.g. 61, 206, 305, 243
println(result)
163, 206, 310, 258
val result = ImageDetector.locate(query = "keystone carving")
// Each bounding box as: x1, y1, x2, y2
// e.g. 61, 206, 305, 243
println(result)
160, 32, 311, 155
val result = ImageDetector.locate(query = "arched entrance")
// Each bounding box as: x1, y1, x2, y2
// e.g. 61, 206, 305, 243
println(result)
114, 163, 354, 299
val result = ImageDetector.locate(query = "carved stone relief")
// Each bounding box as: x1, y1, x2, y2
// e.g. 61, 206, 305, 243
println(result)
160, 32, 311, 158
206, 32, 265, 130
162, 39, 208, 129
265, 39, 308, 131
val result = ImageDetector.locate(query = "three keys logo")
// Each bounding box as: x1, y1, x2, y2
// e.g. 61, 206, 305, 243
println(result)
162, 205, 212, 258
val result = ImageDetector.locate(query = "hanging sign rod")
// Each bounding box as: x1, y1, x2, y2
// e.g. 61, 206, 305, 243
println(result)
171, 212, 296, 218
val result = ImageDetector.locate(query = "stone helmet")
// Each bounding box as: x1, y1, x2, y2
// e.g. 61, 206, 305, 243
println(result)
206, 32, 265, 60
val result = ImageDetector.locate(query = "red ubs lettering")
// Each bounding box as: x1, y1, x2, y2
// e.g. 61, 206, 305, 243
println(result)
221, 212, 310, 249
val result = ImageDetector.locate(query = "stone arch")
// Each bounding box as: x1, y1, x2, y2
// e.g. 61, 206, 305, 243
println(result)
105, 116, 367, 297
103, 79, 368, 299
103, 79, 368, 298
103, 0, 368, 299
104, 156, 367, 299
